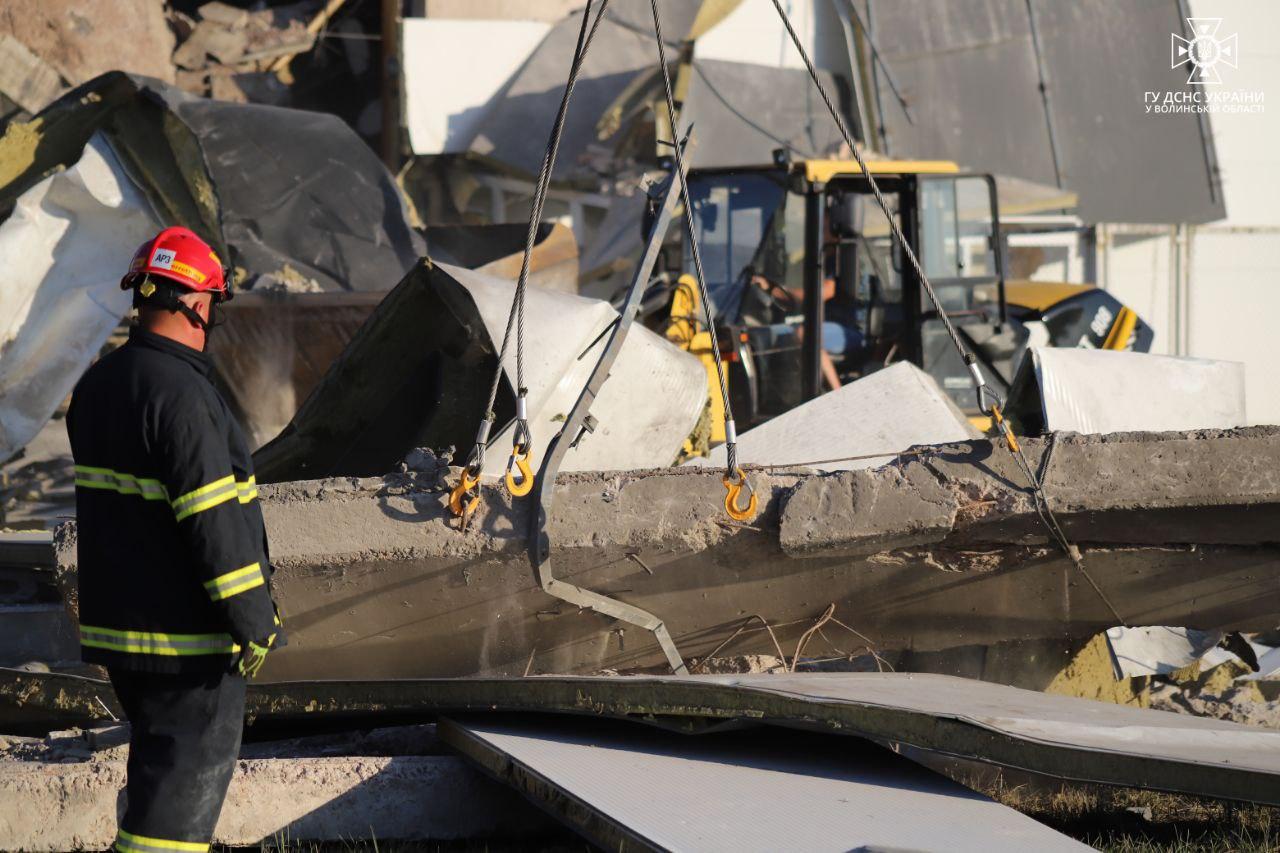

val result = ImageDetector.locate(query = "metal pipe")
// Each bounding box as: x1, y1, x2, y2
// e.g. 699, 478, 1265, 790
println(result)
861, 0, 890, 153
832, 0, 871, 147
380, 0, 401, 170
802, 186, 825, 400
843, 0, 913, 126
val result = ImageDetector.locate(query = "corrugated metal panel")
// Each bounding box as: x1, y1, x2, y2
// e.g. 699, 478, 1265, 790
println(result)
868, 0, 1225, 223
683, 59, 849, 168
442, 716, 1089, 852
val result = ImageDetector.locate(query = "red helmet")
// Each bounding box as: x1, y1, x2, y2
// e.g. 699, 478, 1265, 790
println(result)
121, 226, 230, 300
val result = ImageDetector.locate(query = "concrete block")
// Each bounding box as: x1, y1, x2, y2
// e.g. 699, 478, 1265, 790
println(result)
779, 466, 959, 557
693, 361, 979, 472
0, 604, 78, 666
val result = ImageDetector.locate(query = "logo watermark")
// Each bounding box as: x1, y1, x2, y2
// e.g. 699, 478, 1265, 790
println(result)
1171, 17, 1236, 85
1144, 17, 1263, 114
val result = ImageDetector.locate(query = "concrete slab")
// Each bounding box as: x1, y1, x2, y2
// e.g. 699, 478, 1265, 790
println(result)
6, 670, 1280, 805
690, 361, 980, 472
1006, 348, 1247, 435
49, 428, 1280, 678
0, 532, 54, 570
441, 716, 1088, 852
0, 604, 78, 666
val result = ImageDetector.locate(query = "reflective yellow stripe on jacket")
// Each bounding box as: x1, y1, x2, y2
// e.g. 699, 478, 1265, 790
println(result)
172, 475, 257, 521
203, 562, 265, 601
114, 828, 209, 853
76, 468, 257, 519
73, 466, 168, 501
171, 475, 237, 521
80, 625, 240, 656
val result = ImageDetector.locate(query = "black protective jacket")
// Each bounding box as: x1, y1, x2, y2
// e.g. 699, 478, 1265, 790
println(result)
67, 329, 282, 674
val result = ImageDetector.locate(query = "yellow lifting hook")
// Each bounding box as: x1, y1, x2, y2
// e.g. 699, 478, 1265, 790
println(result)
722, 468, 758, 521
505, 444, 535, 497
448, 467, 481, 518
990, 404, 1020, 453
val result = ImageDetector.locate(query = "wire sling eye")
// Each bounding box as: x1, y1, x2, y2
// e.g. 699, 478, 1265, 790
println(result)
505, 443, 535, 497
722, 468, 758, 521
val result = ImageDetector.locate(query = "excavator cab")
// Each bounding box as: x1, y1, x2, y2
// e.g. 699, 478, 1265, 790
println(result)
654, 157, 1152, 433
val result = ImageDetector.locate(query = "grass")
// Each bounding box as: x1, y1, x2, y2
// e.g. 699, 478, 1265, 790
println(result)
969, 771, 1279, 852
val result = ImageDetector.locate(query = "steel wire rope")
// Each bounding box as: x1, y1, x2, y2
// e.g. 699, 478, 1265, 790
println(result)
764, 0, 1125, 626
465, 0, 611, 486
647, 0, 740, 476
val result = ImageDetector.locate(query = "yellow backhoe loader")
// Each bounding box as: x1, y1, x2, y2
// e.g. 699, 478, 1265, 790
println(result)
648, 155, 1151, 437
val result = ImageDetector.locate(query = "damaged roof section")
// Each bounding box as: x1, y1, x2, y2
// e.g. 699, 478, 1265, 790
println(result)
0, 72, 423, 294
866, 0, 1225, 223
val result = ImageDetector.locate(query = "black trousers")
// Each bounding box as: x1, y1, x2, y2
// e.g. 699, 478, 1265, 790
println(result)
107, 668, 246, 853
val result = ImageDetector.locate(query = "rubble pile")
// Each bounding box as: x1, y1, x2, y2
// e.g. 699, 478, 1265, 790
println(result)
1150, 659, 1280, 730
168, 1, 325, 103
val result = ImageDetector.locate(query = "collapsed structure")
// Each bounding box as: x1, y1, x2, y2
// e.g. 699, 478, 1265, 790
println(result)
1, 1, 1278, 849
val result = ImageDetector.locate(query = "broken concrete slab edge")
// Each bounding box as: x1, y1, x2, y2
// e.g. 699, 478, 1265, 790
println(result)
438, 716, 662, 853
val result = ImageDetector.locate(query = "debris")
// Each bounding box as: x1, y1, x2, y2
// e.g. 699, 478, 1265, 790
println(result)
196, 3, 251, 29
265, 0, 349, 74
1150, 679, 1280, 731
0, 36, 65, 114
428, 222, 581, 294
0, 752, 554, 849
0, 72, 425, 455
0, 0, 175, 86
1105, 626, 1229, 679
253, 259, 706, 482
169, 1, 326, 97
0, 133, 156, 464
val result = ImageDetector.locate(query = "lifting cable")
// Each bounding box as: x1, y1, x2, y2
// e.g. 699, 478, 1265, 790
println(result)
764, 0, 1125, 626
648, 0, 757, 523
450, 0, 611, 522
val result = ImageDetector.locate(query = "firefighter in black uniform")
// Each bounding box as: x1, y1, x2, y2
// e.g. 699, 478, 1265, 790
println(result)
67, 226, 283, 853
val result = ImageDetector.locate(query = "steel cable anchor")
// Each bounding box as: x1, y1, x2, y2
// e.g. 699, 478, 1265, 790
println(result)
449, 416, 492, 518
505, 391, 535, 498
720, 420, 757, 521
